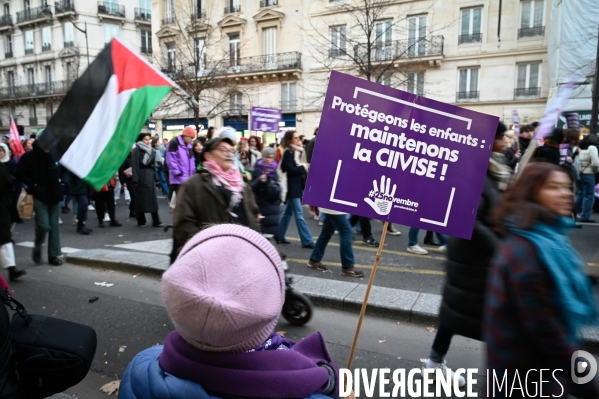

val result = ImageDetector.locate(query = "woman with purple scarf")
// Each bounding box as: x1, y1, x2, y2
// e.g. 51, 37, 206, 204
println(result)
120, 224, 339, 399
251, 147, 282, 240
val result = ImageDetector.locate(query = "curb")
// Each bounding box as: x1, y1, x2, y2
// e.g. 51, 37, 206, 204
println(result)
66, 249, 599, 350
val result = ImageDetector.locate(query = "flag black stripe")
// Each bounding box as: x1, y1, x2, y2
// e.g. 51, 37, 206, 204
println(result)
38, 43, 114, 158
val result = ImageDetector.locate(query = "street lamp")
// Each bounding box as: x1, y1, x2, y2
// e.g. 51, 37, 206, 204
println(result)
41, 8, 90, 68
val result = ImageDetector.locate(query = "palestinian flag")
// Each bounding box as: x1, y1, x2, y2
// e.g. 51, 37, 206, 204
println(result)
37, 38, 177, 190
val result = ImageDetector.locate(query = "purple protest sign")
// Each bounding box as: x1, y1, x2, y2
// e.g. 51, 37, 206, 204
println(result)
303, 71, 499, 239
512, 110, 520, 136
251, 106, 281, 132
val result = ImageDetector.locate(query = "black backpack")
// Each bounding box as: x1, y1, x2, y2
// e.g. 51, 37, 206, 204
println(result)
0, 290, 97, 399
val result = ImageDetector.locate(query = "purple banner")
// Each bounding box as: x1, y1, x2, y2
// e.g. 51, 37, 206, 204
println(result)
303, 71, 499, 239
251, 107, 281, 132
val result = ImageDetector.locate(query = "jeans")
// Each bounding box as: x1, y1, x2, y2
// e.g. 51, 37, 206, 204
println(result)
62, 195, 71, 208
33, 199, 62, 258
575, 174, 596, 220
75, 195, 89, 223
310, 213, 355, 269
350, 215, 372, 238
428, 323, 454, 363
408, 227, 447, 247
279, 198, 313, 246
156, 168, 169, 197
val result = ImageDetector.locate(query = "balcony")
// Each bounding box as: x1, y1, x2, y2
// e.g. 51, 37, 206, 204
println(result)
456, 91, 479, 102
5, 51, 12, 58
162, 17, 175, 26
191, 10, 206, 19
29, 117, 38, 126
16, 6, 48, 25
0, 81, 72, 101
25, 48, 33, 54
134, 7, 151, 23
458, 33, 482, 45
54, 0, 75, 15
64, 41, 74, 47
97, 2, 125, 20
281, 100, 297, 111
0, 15, 13, 30
329, 48, 346, 58
141, 45, 152, 55
42, 43, 51, 52
514, 87, 540, 98
224, 5, 241, 14
518, 26, 545, 39
353, 36, 444, 63
260, 0, 278, 7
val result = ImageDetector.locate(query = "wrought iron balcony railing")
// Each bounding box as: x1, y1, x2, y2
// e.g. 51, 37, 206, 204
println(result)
16, 6, 47, 24
162, 17, 175, 26
97, 2, 125, 18
329, 48, 346, 58
25, 48, 33, 54
518, 26, 545, 39
458, 33, 482, 44
281, 100, 297, 111
5, 51, 12, 58
0, 81, 72, 101
134, 8, 151, 22
42, 43, 51, 52
64, 41, 74, 47
260, 0, 278, 7
191, 10, 206, 19
224, 5, 241, 14
141, 46, 152, 54
29, 117, 38, 126
55, 0, 75, 14
0, 14, 12, 28
514, 87, 540, 98
352, 35, 443, 62
456, 91, 479, 102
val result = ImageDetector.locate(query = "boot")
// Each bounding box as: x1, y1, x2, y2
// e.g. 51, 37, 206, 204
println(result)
77, 221, 92, 235
423, 231, 440, 246
110, 220, 122, 227
8, 267, 27, 281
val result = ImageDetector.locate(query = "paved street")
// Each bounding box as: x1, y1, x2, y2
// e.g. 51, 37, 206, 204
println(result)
7, 197, 599, 397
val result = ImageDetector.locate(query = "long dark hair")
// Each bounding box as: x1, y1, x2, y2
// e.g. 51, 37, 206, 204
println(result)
579, 134, 598, 150
248, 135, 263, 151
281, 130, 296, 149
493, 163, 571, 234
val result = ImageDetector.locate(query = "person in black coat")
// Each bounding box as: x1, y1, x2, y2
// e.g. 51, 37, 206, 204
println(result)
421, 123, 510, 382
0, 162, 26, 280
534, 128, 563, 165
132, 133, 164, 227
251, 147, 281, 240
0, 143, 22, 225
15, 139, 66, 266
119, 149, 136, 218
69, 172, 93, 235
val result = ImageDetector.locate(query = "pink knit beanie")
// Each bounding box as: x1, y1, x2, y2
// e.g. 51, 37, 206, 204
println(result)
162, 224, 285, 353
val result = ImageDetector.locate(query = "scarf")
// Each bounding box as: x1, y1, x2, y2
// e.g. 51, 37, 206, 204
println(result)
255, 159, 278, 178
246, 332, 293, 352
488, 152, 511, 191
202, 159, 244, 209
0, 143, 9, 163
509, 217, 598, 342
136, 141, 163, 167
159, 330, 338, 398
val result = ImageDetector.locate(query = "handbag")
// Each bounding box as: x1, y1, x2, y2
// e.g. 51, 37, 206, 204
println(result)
123, 167, 133, 178
0, 290, 97, 399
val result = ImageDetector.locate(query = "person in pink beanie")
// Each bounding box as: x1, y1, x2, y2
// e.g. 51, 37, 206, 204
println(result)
120, 224, 339, 399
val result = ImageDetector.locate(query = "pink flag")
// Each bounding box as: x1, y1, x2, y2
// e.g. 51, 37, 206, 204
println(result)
9, 116, 24, 157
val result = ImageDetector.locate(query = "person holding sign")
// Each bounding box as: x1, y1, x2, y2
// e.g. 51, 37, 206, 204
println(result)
575, 134, 599, 223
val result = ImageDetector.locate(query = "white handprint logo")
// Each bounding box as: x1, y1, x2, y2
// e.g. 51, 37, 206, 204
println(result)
364, 176, 397, 216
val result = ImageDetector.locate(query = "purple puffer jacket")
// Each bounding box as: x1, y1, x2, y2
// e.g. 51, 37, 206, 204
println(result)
166, 136, 195, 185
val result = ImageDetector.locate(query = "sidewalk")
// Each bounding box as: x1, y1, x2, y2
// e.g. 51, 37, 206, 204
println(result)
66, 247, 599, 351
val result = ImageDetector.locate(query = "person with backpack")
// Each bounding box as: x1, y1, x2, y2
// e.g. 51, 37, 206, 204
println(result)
575, 134, 599, 223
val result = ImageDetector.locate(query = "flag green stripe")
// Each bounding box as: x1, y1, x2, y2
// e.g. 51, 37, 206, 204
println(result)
84, 85, 172, 190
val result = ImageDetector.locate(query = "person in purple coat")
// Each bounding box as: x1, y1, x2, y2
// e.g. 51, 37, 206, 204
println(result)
120, 224, 338, 399
166, 126, 196, 198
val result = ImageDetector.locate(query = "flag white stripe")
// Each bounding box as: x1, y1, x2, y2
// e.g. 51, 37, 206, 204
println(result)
60, 75, 134, 179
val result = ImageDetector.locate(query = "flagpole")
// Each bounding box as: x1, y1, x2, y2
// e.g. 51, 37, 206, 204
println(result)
346, 221, 388, 371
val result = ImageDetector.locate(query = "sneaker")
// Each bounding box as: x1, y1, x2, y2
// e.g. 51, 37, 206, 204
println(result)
341, 267, 365, 277
88, 204, 95, 211
58, 218, 63, 225
438, 245, 447, 253
421, 359, 466, 387
355, 229, 362, 235
72, 218, 78, 226
362, 236, 379, 247
318, 221, 324, 226
103, 214, 111, 222
307, 260, 329, 272
313, 215, 319, 220
302, 243, 315, 249
386, 226, 401, 236
407, 244, 429, 255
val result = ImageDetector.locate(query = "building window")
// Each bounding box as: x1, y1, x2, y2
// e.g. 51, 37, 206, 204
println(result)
407, 72, 424, 95
229, 92, 243, 113
515, 63, 540, 98
519, 0, 544, 38
104, 23, 120, 44
195, 38, 206, 72
24, 30, 34, 54
457, 68, 479, 101
408, 15, 427, 57
194, 0, 206, 18
3, 4, 9, 15
66, 61, 75, 83
329, 25, 346, 58
374, 20, 392, 60
141, 29, 152, 54
46, 103, 54, 122
164, 0, 174, 19
7, 71, 14, 93
381, 76, 391, 87
45, 65, 52, 83
228, 33, 240, 69
166, 42, 176, 70
42, 26, 51, 51
29, 104, 37, 126
459, 8, 482, 44
5, 35, 12, 57
27, 68, 34, 86
281, 82, 296, 111
225, 0, 240, 14
64, 22, 74, 47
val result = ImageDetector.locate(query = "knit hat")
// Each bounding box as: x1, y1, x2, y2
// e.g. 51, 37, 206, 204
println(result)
182, 126, 197, 139
162, 224, 285, 353
215, 126, 238, 143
